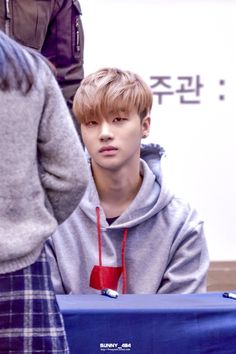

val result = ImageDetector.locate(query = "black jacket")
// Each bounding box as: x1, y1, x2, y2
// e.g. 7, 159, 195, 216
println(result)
0, 0, 84, 108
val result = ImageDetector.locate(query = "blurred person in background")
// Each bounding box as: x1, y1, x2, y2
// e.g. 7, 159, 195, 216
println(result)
0, 0, 84, 132
0, 31, 88, 353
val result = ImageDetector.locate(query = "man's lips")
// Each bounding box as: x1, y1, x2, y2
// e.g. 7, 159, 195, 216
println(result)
99, 146, 118, 153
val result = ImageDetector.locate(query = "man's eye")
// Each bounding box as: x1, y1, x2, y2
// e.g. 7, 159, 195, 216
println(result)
85, 121, 98, 126
113, 117, 127, 123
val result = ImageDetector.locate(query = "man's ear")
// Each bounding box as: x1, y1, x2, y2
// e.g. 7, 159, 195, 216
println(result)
141, 115, 151, 138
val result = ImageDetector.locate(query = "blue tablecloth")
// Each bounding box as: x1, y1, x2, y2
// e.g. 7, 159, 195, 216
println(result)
57, 293, 236, 354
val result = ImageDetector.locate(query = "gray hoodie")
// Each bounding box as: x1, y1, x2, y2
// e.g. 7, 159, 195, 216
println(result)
46, 144, 209, 294
0, 60, 88, 274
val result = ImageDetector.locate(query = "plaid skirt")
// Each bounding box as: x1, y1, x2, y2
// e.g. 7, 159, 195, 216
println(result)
0, 248, 69, 354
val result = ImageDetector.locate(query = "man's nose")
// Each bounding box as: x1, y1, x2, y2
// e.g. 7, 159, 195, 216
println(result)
99, 122, 113, 141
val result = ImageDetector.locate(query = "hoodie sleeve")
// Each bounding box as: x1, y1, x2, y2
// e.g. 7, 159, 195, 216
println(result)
45, 238, 66, 294
157, 207, 209, 294
37, 67, 88, 224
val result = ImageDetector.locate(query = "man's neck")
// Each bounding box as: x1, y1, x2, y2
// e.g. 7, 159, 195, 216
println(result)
91, 162, 143, 218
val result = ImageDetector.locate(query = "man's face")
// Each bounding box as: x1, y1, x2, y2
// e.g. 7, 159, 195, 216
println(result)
81, 111, 150, 172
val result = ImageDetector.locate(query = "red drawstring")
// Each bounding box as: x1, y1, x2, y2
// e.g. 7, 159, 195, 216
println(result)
121, 228, 128, 294
96, 206, 128, 294
96, 207, 104, 289
96, 207, 102, 267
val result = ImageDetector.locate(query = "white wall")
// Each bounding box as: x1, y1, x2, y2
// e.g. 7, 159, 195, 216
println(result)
80, 0, 236, 260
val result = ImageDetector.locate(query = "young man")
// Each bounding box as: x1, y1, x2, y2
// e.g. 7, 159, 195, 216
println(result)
46, 67, 209, 294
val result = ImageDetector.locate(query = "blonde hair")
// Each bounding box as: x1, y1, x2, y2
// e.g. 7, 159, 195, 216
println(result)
73, 67, 153, 124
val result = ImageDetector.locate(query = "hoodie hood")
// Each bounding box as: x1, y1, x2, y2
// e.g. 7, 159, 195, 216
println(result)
80, 143, 174, 228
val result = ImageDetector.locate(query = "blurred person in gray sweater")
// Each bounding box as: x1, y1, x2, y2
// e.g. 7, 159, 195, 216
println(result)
0, 31, 88, 353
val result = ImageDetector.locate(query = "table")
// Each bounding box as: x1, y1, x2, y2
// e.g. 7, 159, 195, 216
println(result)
57, 293, 236, 354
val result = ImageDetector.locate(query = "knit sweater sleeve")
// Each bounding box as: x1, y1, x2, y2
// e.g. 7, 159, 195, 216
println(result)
37, 69, 88, 224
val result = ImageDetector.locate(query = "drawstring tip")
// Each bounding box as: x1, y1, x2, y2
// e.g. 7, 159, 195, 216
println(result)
101, 288, 119, 298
